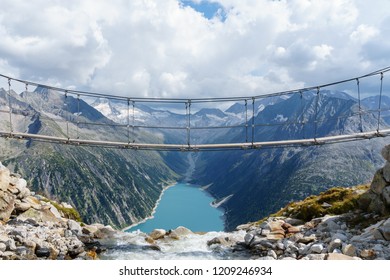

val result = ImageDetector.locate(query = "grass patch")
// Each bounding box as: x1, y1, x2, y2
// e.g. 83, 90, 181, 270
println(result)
41, 198, 82, 222
260, 184, 370, 223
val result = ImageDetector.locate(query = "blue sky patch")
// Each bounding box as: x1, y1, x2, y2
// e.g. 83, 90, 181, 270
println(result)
180, 0, 227, 21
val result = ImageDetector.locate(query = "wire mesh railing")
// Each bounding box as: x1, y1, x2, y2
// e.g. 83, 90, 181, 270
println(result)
1, 67, 390, 151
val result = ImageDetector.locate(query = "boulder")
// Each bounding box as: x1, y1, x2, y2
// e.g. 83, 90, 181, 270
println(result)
326, 253, 355, 260
358, 190, 376, 210
82, 225, 99, 235
17, 208, 58, 223
49, 205, 62, 219
68, 220, 82, 235
285, 218, 304, 226
370, 169, 387, 195
0, 190, 15, 221
286, 226, 301, 234
171, 226, 192, 236
268, 220, 284, 232
331, 232, 348, 242
309, 243, 324, 254
267, 250, 277, 259
295, 234, 317, 244
14, 201, 31, 213
0, 163, 10, 191
382, 186, 390, 206
342, 244, 357, 257
266, 232, 285, 241
360, 249, 376, 259
0, 243, 6, 252
149, 229, 166, 240
207, 237, 232, 247
383, 162, 390, 183
15, 179, 29, 199
381, 145, 390, 162
380, 218, 390, 241
327, 238, 342, 253
93, 226, 116, 239
244, 233, 254, 245
35, 247, 51, 258
22, 196, 42, 210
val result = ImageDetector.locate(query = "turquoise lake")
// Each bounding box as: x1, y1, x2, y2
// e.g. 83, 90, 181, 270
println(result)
127, 183, 224, 233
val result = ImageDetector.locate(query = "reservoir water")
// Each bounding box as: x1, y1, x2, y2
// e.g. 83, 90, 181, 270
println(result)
127, 183, 224, 233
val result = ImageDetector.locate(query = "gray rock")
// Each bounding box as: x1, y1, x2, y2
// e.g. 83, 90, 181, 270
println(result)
67, 220, 82, 235
0, 235, 9, 243
14, 201, 31, 212
15, 246, 29, 257
276, 241, 285, 250
267, 250, 277, 259
0, 243, 6, 252
94, 225, 116, 239
285, 218, 304, 226
381, 145, 390, 162
342, 244, 357, 257
82, 225, 99, 235
0, 190, 15, 221
5, 239, 16, 251
306, 253, 326, 260
309, 243, 324, 254
244, 233, 254, 245
15, 179, 30, 199
370, 169, 387, 195
36, 247, 51, 258
320, 220, 340, 232
383, 162, 390, 183
382, 186, 390, 206
327, 238, 342, 253
0, 163, 10, 191
49, 205, 62, 219
332, 232, 348, 242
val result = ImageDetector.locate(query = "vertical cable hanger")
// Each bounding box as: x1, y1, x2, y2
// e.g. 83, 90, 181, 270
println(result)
7, 78, 13, 136
300, 91, 306, 139
377, 72, 384, 133
314, 87, 320, 141
251, 97, 255, 146
76, 94, 80, 139
356, 78, 363, 133
186, 100, 192, 148
65, 90, 70, 141
132, 100, 135, 143
245, 99, 248, 143
127, 98, 130, 144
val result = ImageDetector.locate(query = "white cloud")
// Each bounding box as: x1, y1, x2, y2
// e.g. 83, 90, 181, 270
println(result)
0, 0, 390, 98
350, 24, 379, 44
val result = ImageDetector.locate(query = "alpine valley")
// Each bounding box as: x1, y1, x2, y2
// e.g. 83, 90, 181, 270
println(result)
0, 86, 389, 232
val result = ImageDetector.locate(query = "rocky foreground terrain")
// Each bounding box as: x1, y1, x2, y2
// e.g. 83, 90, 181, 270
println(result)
1, 145, 390, 260
0, 162, 112, 260
205, 145, 390, 260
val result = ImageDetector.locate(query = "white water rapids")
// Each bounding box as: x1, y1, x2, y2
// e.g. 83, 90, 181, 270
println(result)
99, 230, 248, 260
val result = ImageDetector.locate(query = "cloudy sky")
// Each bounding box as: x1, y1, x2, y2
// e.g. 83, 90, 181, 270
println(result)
0, 0, 390, 99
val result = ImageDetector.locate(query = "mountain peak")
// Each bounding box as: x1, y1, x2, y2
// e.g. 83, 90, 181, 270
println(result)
195, 108, 226, 118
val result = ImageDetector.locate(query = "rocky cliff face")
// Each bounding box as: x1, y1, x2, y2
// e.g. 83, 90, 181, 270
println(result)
359, 145, 390, 215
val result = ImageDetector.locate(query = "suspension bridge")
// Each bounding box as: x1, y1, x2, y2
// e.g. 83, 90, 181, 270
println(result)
1, 67, 390, 151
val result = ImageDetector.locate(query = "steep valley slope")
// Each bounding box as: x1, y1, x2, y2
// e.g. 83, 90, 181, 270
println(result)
0, 87, 180, 229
